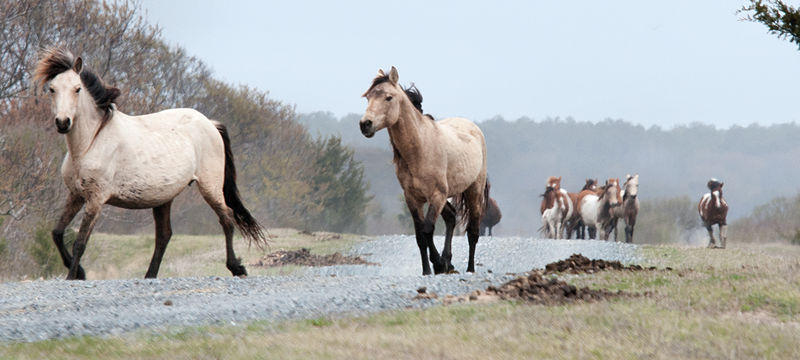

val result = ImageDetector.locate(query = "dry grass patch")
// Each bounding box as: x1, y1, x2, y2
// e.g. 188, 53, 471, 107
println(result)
74, 228, 366, 279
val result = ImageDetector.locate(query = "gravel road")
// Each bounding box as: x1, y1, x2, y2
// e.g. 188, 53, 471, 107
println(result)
0, 235, 640, 342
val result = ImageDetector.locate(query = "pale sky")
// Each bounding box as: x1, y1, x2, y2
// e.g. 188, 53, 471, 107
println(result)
141, 1, 800, 128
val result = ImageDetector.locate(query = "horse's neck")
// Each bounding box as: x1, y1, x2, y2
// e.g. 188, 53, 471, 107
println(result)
387, 102, 434, 168
65, 96, 107, 159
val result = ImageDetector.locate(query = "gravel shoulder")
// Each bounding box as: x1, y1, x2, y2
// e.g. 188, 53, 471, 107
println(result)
0, 235, 640, 342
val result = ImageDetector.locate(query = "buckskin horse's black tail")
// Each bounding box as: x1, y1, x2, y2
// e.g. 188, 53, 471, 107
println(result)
215, 122, 267, 247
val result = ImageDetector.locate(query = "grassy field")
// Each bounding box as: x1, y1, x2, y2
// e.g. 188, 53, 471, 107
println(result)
2, 242, 799, 359
70, 228, 366, 279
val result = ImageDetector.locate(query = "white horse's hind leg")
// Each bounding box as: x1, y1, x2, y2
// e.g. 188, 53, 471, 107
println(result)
197, 182, 247, 277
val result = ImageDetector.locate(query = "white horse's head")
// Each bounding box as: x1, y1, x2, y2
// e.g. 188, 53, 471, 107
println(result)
34, 48, 119, 135
360, 66, 404, 138
624, 174, 639, 198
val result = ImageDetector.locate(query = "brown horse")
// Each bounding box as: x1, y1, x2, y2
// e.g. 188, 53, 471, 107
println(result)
567, 178, 597, 239
34, 48, 266, 280
360, 67, 488, 275
480, 196, 502, 236
698, 178, 728, 248
540, 176, 572, 239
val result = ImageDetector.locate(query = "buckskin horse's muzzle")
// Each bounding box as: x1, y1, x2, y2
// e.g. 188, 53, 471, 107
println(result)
360, 119, 375, 138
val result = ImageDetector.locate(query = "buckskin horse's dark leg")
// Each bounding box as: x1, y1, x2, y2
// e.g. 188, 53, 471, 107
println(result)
145, 200, 173, 278
422, 201, 444, 274
440, 202, 457, 272
52, 192, 86, 279
409, 208, 432, 275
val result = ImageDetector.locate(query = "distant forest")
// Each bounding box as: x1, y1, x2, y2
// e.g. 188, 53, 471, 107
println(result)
299, 112, 800, 238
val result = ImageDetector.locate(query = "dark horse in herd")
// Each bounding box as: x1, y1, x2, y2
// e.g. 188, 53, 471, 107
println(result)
698, 178, 728, 248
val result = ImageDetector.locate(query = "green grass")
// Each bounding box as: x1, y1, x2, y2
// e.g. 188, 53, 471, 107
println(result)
2, 243, 800, 359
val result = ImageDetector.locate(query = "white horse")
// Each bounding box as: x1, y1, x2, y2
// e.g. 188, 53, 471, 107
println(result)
577, 178, 621, 240
34, 48, 266, 280
540, 176, 572, 239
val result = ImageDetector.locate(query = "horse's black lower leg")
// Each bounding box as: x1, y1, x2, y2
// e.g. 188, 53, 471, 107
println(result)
422, 204, 444, 274
588, 226, 596, 240
52, 193, 85, 279
146, 201, 173, 278
219, 209, 247, 277
488, 226, 493, 237
466, 218, 480, 273
67, 205, 102, 280
440, 202, 457, 272
411, 213, 432, 275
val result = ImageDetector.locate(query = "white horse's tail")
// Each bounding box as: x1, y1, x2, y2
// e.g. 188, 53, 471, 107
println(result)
214, 122, 267, 248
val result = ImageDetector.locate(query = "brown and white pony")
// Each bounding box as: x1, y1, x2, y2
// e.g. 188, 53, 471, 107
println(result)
609, 174, 640, 243
540, 176, 572, 239
698, 178, 728, 248
34, 48, 266, 280
577, 178, 621, 240
480, 196, 502, 236
360, 67, 488, 275
566, 178, 597, 239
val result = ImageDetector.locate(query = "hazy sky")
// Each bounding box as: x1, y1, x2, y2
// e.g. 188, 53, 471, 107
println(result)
140, 1, 800, 128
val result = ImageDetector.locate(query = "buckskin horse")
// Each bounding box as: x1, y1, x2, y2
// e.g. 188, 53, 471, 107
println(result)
360, 67, 488, 275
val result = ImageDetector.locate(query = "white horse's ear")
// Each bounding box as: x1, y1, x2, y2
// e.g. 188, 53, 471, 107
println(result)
626, 174, 631, 180
377, 69, 385, 77
74, 57, 83, 73
388, 66, 399, 84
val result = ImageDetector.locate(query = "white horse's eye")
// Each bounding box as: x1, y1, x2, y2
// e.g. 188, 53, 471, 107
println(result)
385, 96, 393, 102
48, 87, 54, 93
75, 88, 81, 93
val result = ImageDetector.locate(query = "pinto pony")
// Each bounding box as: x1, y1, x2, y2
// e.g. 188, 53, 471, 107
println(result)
360, 67, 488, 275
698, 179, 728, 248
540, 176, 572, 239
577, 178, 621, 240
34, 48, 266, 280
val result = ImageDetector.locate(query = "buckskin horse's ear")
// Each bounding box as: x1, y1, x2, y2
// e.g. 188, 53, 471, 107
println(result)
388, 66, 399, 84
73, 57, 82, 73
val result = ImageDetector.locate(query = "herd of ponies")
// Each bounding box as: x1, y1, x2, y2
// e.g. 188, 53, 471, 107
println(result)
34, 47, 729, 278
537, 175, 728, 249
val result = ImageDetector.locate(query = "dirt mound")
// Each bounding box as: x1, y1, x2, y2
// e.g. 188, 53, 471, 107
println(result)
253, 248, 376, 267
444, 270, 625, 305
443, 255, 660, 305
543, 253, 662, 275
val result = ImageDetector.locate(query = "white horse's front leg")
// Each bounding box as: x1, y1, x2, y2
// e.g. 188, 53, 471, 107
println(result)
67, 200, 104, 280
719, 225, 728, 249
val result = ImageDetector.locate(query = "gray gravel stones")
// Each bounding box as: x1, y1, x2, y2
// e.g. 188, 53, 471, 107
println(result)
0, 235, 640, 342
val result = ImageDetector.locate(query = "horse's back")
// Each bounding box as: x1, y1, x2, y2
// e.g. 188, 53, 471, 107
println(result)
437, 117, 486, 194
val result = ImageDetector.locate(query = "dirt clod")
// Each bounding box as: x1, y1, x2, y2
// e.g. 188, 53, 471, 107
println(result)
544, 254, 653, 275
253, 248, 377, 267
